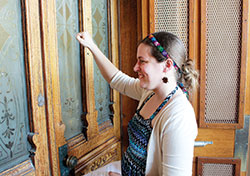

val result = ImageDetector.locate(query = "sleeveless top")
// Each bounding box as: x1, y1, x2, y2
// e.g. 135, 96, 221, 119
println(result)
121, 86, 179, 176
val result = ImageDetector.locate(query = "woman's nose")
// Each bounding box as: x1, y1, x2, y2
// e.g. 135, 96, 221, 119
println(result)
133, 61, 139, 72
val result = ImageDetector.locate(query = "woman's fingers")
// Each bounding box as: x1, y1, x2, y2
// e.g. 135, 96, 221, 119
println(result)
76, 32, 85, 41
76, 31, 93, 48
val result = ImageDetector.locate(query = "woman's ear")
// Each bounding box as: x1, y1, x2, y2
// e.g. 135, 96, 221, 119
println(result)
163, 59, 173, 72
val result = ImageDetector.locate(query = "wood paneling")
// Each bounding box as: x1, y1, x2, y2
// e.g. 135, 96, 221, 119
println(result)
75, 137, 120, 175
194, 129, 235, 157
149, 0, 155, 33
68, 1, 121, 173
193, 0, 201, 120
110, 0, 122, 141
246, 1, 250, 115
241, 172, 246, 176
39, 0, 65, 175
37, 0, 121, 175
141, 0, 150, 38
119, 0, 139, 151
24, 0, 51, 175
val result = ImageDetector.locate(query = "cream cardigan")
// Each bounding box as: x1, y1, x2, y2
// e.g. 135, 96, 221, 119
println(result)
110, 71, 198, 176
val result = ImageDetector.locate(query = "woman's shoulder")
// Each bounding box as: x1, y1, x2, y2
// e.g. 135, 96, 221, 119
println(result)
164, 93, 194, 114
156, 93, 197, 131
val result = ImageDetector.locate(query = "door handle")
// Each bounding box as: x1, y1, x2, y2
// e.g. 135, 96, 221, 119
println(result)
59, 145, 78, 176
195, 141, 213, 147
64, 155, 78, 169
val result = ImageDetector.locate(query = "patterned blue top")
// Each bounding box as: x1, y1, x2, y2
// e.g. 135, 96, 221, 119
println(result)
121, 86, 178, 176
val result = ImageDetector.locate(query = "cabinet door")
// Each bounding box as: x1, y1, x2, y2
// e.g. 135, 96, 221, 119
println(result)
141, 0, 249, 175
40, 0, 121, 175
0, 0, 50, 175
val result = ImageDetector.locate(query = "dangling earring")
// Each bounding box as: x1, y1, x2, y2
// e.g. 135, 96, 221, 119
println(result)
162, 77, 168, 83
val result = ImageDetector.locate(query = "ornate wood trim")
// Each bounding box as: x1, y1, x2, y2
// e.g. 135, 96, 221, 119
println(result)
22, 0, 51, 175
39, 0, 67, 175
108, 0, 115, 126
79, 0, 99, 139
75, 137, 121, 175
0, 160, 35, 176
110, 0, 121, 140
66, 0, 121, 167
67, 128, 118, 158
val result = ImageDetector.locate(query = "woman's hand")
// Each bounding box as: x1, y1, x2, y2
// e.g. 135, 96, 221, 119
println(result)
108, 171, 121, 176
76, 31, 95, 49
76, 31, 119, 83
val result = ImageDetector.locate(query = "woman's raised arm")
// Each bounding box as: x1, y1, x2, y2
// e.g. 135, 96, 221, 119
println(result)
76, 31, 119, 83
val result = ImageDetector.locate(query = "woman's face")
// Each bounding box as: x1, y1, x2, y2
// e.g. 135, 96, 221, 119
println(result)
134, 43, 165, 90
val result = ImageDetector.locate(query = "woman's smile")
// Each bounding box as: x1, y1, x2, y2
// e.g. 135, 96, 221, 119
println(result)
138, 73, 145, 79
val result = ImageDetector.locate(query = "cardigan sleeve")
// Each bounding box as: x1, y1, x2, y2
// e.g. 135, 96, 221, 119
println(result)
161, 101, 197, 176
110, 71, 144, 101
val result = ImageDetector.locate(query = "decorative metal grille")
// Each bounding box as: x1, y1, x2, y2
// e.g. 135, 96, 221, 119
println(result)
201, 163, 235, 176
154, 0, 189, 56
197, 157, 241, 176
204, 0, 242, 123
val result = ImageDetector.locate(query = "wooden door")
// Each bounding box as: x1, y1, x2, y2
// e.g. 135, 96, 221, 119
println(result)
139, 0, 249, 175
0, 0, 50, 175
40, 0, 121, 175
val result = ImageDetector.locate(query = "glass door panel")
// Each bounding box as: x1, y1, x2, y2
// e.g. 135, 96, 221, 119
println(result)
56, 0, 83, 140
0, 0, 30, 172
92, 0, 112, 131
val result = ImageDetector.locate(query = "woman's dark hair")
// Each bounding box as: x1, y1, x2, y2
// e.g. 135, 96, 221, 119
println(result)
139, 31, 199, 92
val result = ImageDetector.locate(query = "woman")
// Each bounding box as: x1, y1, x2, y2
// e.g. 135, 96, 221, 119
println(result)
76, 31, 198, 176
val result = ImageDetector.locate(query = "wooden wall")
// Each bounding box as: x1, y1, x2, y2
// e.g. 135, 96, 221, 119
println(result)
119, 0, 139, 151
246, 5, 250, 116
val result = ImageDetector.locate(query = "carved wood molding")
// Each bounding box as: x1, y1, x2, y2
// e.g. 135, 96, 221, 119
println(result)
0, 160, 35, 176
89, 148, 118, 172
39, 0, 67, 175
75, 137, 121, 175
79, 0, 99, 139
22, 0, 51, 175
68, 130, 118, 157
110, 0, 121, 140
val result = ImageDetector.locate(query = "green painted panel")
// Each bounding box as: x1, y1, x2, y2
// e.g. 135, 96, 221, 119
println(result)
0, 0, 30, 172
56, 0, 83, 140
92, 0, 112, 130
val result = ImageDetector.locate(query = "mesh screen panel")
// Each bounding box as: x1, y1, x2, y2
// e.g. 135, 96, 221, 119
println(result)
202, 163, 235, 176
154, 0, 189, 56
204, 0, 242, 123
